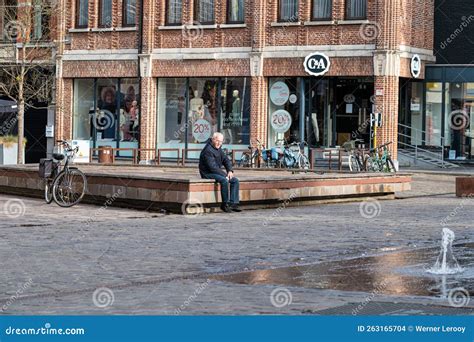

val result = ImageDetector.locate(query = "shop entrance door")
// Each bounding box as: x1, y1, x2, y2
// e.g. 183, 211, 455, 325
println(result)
332, 78, 374, 147
305, 79, 329, 147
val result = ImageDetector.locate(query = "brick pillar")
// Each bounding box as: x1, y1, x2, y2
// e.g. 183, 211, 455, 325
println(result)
55, 77, 73, 141
139, 75, 157, 161
250, 76, 267, 145
249, 0, 267, 145
374, 75, 399, 160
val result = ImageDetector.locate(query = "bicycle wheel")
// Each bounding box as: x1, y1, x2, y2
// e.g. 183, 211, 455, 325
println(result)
365, 156, 377, 172
298, 154, 310, 169
52, 169, 87, 207
385, 158, 396, 172
44, 179, 53, 204
349, 155, 360, 172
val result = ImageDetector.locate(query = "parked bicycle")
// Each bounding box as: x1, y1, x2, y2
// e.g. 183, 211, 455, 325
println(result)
342, 139, 367, 172
365, 141, 396, 172
281, 141, 310, 169
238, 139, 265, 168
39, 140, 87, 207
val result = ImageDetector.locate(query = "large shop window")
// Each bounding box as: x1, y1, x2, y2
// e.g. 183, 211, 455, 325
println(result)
268, 78, 299, 145
346, 0, 366, 20
166, 0, 182, 25
227, 0, 244, 23
194, 0, 215, 24
73, 78, 140, 157
99, 0, 112, 27
312, 0, 332, 20
425, 82, 443, 146
123, 0, 137, 26
445, 82, 474, 159
76, 0, 88, 27
157, 77, 251, 157
279, 0, 298, 22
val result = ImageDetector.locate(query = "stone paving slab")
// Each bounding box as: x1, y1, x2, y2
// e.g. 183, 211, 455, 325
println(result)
0, 173, 472, 315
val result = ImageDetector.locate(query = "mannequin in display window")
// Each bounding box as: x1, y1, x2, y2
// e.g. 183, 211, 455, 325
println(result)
190, 90, 204, 121
231, 90, 242, 125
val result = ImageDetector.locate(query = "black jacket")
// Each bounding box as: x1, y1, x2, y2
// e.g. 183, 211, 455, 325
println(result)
199, 139, 233, 177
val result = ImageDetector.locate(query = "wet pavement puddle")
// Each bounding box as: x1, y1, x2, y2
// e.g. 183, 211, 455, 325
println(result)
212, 243, 474, 298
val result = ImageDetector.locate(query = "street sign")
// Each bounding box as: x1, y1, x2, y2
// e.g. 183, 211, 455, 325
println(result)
370, 113, 382, 127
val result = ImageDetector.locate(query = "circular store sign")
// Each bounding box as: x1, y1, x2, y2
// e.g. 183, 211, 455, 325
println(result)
289, 94, 298, 104
270, 110, 292, 133
270, 81, 290, 106
304, 52, 331, 76
192, 119, 211, 142
411, 54, 421, 78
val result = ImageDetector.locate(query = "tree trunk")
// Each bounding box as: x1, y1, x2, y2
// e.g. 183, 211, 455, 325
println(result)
17, 101, 24, 164
17, 66, 25, 165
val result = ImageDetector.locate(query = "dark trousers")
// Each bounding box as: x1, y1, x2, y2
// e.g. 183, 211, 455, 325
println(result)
202, 173, 239, 205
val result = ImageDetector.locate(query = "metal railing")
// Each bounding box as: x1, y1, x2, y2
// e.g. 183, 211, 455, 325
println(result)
397, 123, 445, 167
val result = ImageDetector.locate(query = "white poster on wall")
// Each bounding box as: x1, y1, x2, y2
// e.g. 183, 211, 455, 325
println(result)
71, 140, 90, 163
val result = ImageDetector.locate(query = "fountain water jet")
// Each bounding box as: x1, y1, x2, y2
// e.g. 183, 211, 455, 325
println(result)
427, 228, 464, 274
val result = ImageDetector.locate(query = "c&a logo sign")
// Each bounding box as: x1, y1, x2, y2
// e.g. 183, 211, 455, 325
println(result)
304, 52, 331, 76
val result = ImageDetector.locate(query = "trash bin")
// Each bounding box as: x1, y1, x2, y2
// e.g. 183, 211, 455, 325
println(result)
98, 146, 113, 164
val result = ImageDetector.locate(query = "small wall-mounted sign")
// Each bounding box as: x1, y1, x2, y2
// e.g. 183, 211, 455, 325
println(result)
45, 125, 54, 138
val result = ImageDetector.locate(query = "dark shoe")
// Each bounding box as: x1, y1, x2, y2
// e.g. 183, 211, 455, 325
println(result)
220, 204, 232, 213
230, 204, 242, 212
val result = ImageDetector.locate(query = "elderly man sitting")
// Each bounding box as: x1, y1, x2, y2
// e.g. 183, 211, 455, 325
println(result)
199, 132, 241, 213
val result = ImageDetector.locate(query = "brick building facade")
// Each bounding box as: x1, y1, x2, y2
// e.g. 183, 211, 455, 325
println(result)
54, 0, 436, 162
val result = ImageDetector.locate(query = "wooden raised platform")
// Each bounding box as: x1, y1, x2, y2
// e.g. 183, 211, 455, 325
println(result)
0, 165, 412, 213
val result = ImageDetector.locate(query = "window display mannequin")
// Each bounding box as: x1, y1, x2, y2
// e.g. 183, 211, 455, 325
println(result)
190, 90, 204, 121
231, 90, 242, 126
130, 100, 139, 141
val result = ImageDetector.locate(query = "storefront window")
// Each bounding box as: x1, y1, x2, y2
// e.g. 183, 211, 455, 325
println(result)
73, 78, 140, 158
73, 79, 94, 140
157, 77, 251, 157
220, 77, 250, 145
445, 82, 474, 159
268, 78, 299, 146
410, 82, 423, 146
425, 82, 443, 146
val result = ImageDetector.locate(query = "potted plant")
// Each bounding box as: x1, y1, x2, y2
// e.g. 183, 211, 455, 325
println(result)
0, 135, 26, 165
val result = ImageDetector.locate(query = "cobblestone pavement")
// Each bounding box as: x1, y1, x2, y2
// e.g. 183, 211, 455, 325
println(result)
0, 173, 472, 314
